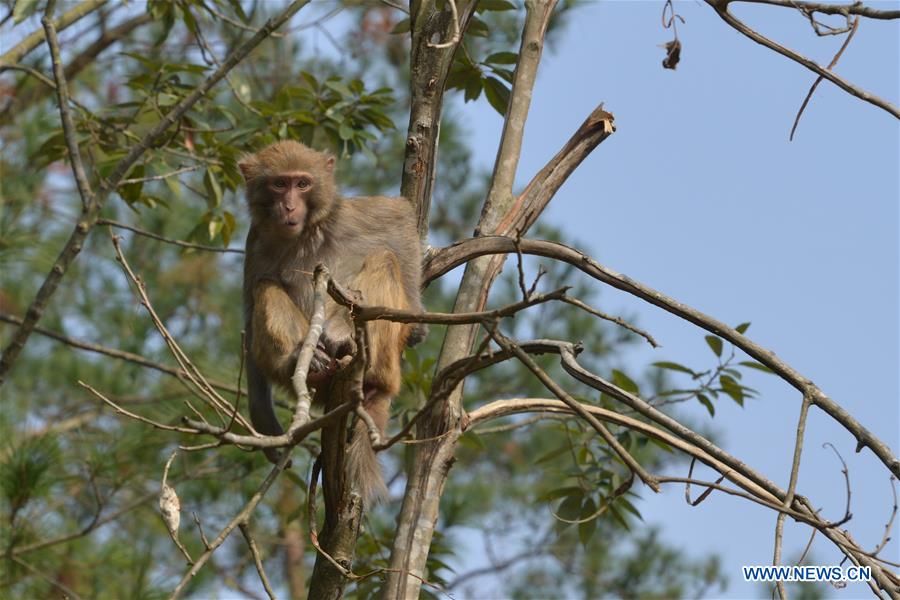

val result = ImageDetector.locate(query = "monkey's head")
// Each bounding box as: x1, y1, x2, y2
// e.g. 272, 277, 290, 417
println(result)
239, 141, 337, 238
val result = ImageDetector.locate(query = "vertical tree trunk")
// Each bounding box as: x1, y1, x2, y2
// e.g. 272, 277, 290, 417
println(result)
384, 3, 559, 598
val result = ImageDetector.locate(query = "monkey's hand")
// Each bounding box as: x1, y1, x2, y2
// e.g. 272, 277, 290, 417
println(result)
307, 340, 337, 384
322, 332, 357, 362
406, 323, 428, 347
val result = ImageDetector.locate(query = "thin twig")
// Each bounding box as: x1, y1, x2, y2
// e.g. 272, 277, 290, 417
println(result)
425, 236, 900, 478
42, 8, 94, 210
239, 522, 278, 600
772, 393, 813, 599
79, 381, 200, 433
560, 295, 659, 347
789, 16, 859, 140
169, 450, 294, 599
99, 219, 243, 253
735, 0, 899, 20
870, 477, 897, 557
489, 329, 660, 491
705, 0, 898, 118
111, 235, 251, 430
119, 165, 203, 184
11, 555, 84, 600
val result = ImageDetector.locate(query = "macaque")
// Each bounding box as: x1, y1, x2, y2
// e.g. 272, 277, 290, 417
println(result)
239, 140, 423, 501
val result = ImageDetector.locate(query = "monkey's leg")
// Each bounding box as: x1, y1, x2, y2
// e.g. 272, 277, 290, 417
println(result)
341, 251, 411, 501
352, 250, 410, 394
249, 281, 333, 463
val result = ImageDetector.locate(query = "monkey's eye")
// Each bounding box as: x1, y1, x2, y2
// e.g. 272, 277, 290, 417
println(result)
296, 178, 311, 190
272, 179, 287, 190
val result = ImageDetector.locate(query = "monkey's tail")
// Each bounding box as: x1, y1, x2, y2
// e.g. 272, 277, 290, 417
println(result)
347, 418, 388, 503
346, 390, 390, 503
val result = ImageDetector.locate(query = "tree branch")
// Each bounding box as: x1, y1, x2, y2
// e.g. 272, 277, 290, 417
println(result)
706, 0, 899, 118
0, 312, 242, 397
735, 0, 899, 20
425, 236, 899, 477
401, 0, 479, 238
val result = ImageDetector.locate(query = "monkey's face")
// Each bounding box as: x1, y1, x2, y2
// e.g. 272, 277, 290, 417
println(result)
265, 172, 319, 237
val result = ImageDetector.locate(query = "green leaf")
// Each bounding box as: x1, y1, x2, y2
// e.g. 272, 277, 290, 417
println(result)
739, 360, 774, 374
483, 77, 510, 115
617, 497, 644, 520
391, 17, 410, 34
325, 80, 353, 97
338, 121, 354, 141
208, 216, 223, 241
697, 393, 715, 417
535, 444, 569, 465
467, 16, 490, 37
578, 515, 597, 547
536, 486, 584, 502
735, 322, 751, 334
477, 0, 517, 11
464, 76, 483, 102
458, 430, 486, 452
652, 361, 695, 376
119, 165, 144, 205
204, 169, 223, 208
609, 505, 630, 530
485, 51, 518, 65
222, 211, 236, 247
719, 375, 744, 406
12, 0, 40, 23
556, 493, 584, 521
611, 369, 639, 394
705, 335, 723, 357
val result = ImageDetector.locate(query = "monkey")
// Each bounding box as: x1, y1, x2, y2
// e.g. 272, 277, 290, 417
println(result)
239, 140, 423, 502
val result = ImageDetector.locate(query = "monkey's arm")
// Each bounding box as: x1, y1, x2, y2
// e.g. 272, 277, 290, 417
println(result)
250, 281, 334, 387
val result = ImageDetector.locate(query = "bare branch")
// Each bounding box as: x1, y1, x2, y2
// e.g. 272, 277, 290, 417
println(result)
239, 523, 278, 600
489, 329, 660, 491
0, 312, 242, 397
42, 9, 93, 210
705, 0, 899, 118
98, 219, 243, 254
772, 393, 813, 599
735, 0, 899, 20
289, 266, 330, 427
789, 16, 859, 140
170, 451, 294, 599
426, 236, 900, 477
559, 295, 659, 347
110, 235, 252, 430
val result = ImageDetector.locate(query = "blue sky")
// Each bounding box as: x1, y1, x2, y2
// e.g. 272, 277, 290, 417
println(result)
452, 1, 898, 596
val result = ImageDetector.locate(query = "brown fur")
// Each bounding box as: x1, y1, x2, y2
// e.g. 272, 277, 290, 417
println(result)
240, 141, 423, 502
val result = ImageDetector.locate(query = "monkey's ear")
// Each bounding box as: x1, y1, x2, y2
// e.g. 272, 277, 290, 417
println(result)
238, 156, 256, 181
324, 156, 335, 173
